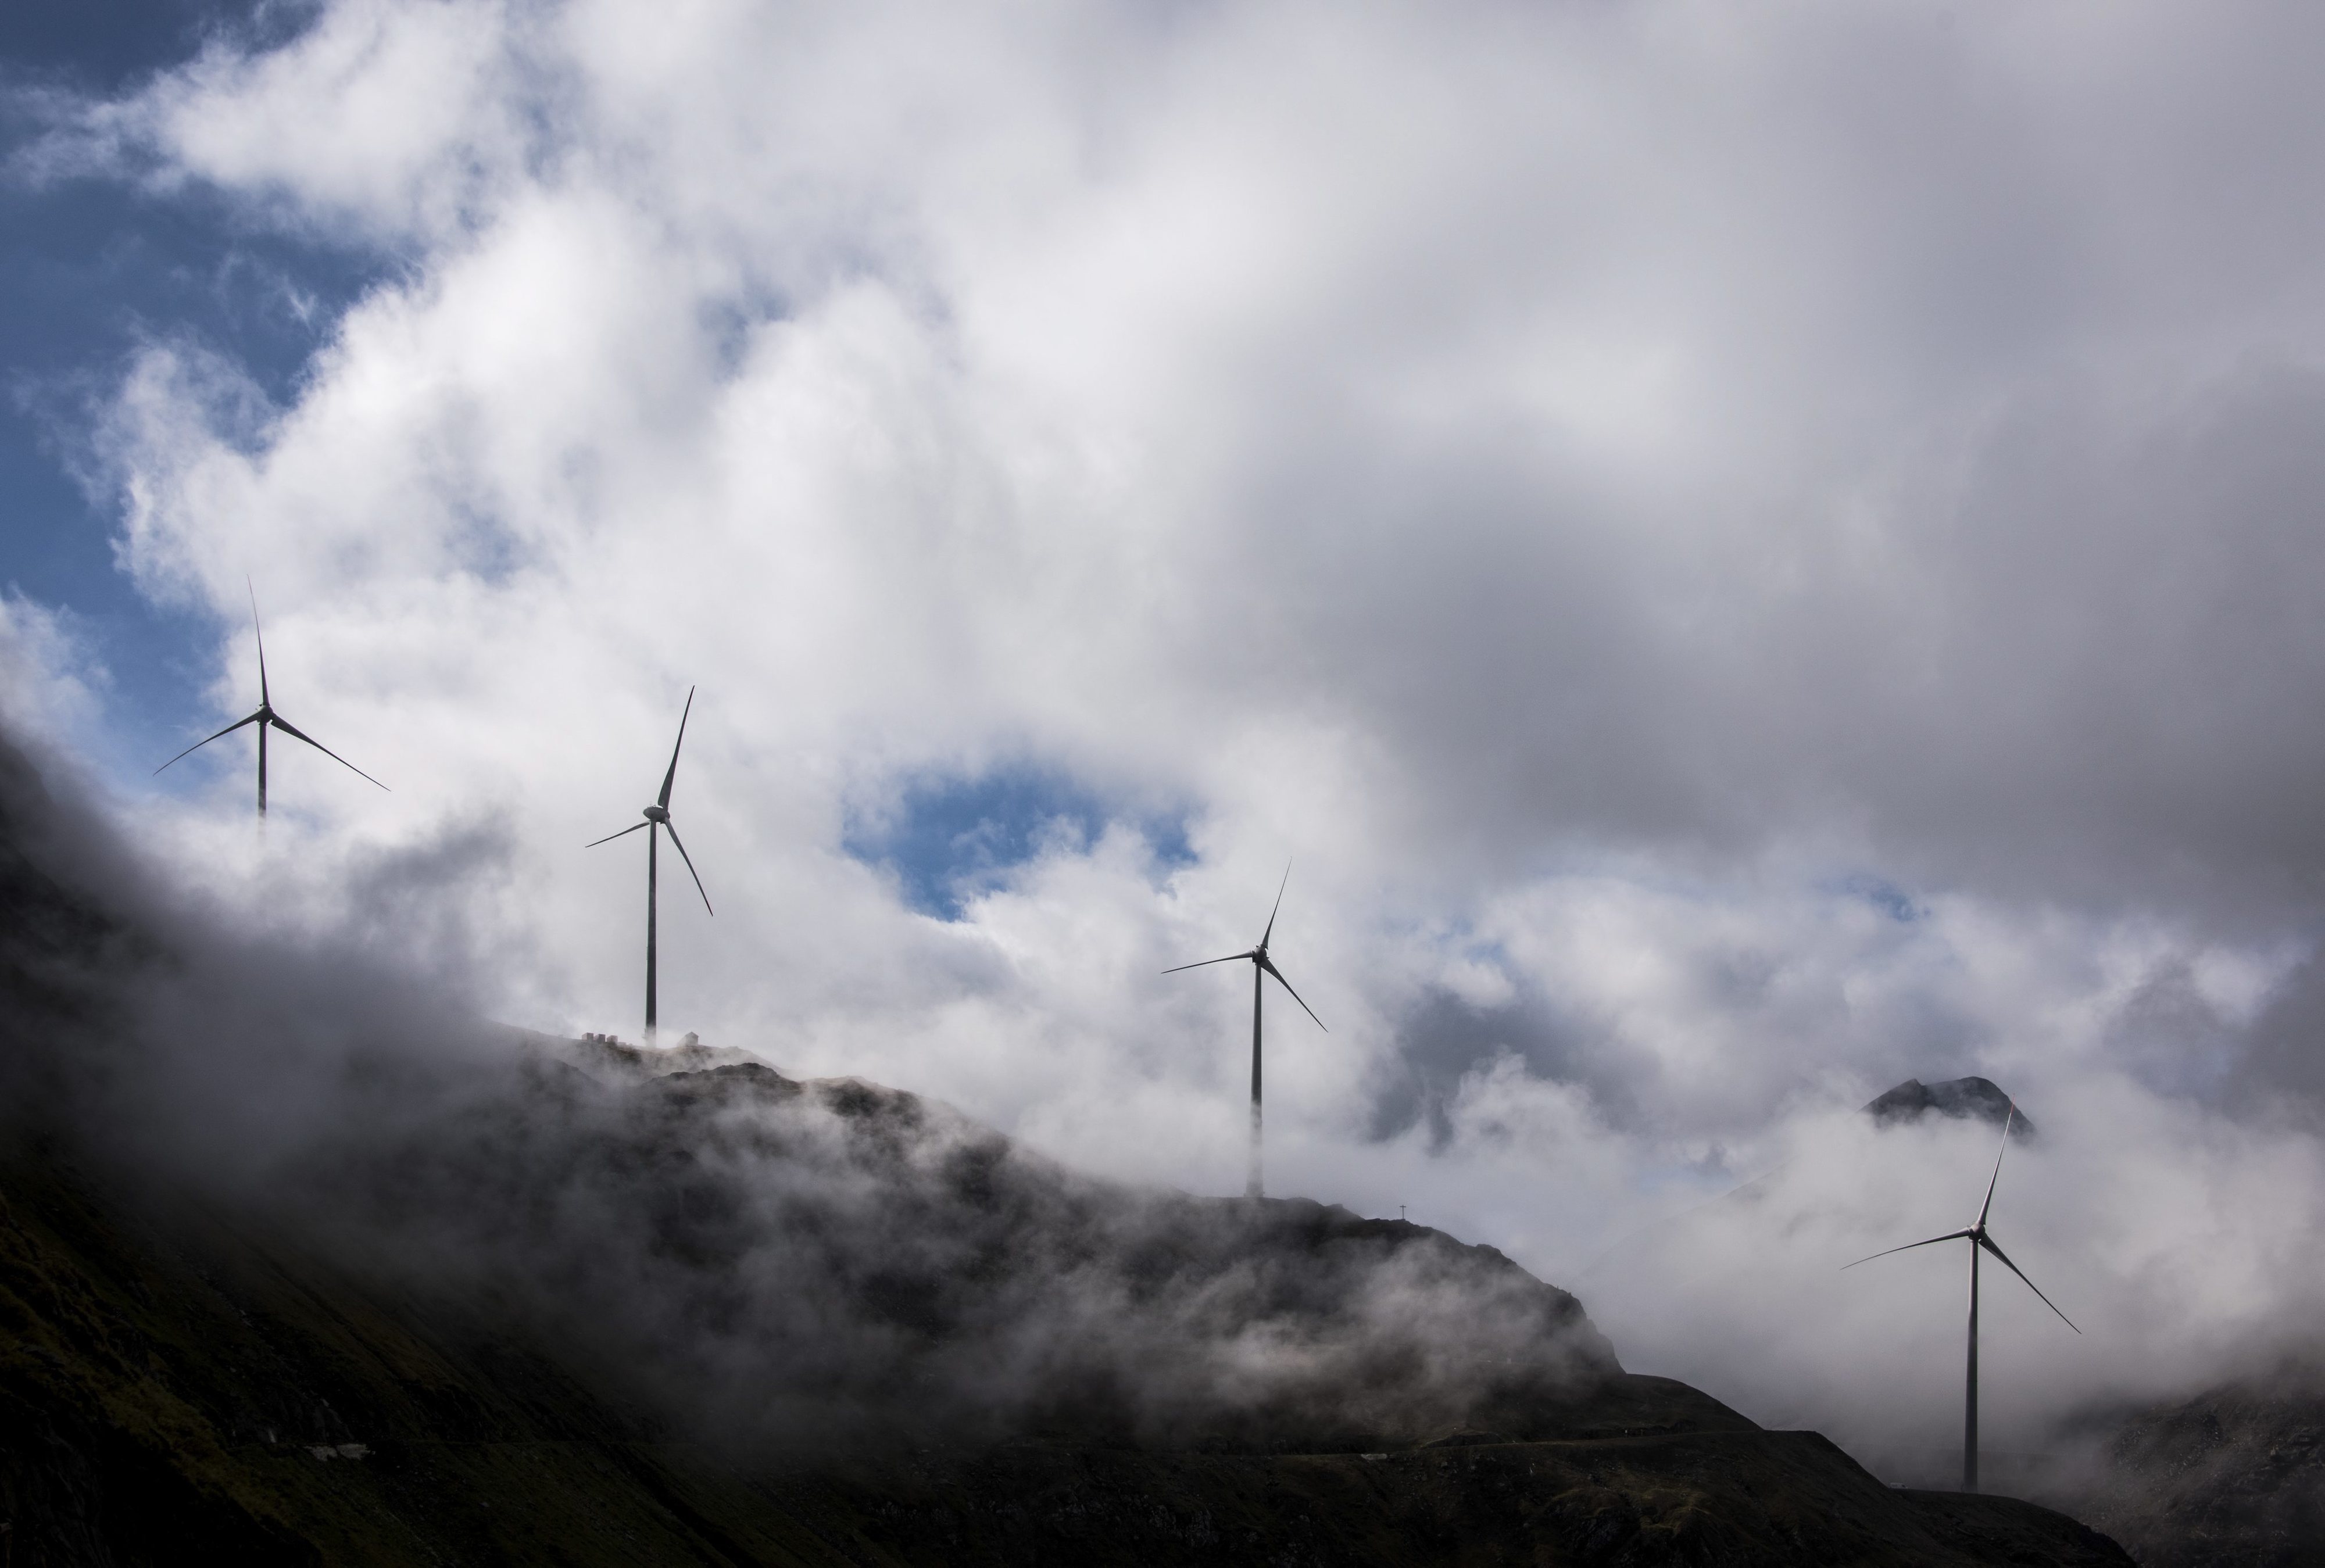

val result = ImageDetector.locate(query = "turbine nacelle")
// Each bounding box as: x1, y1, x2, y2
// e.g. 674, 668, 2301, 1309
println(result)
152, 585, 388, 815
1842, 1099, 2077, 1495
588, 686, 713, 1039
1162, 862, 1324, 1201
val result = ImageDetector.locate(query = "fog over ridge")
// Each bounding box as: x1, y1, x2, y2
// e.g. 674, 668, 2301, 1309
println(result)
7, 0, 2325, 1483
0, 728, 1626, 1457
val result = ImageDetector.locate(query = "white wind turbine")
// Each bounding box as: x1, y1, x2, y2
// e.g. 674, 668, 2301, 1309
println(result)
1844, 1101, 2078, 1493
1164, 865, 1325, 1200
586, 688, 713, 1040
153, 583, 388, 817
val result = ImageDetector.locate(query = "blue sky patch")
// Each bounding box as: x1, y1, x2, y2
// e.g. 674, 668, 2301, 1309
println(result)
1833, 872, 1922, 923
845, 764, 1194, 921
3, 0, 388, 773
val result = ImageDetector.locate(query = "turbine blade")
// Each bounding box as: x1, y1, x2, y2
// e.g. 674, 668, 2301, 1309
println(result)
153, 711, 264, 774
586, 821, 652, 847
658, 686, 695, 810
249, 578, 269, 708
1162, 951, 1256, 974
1258, 954, 1326, 1031
1977, 1101, 2016, 1228
1841, 1230, 1974, 1270
1260, 860, 1292, 948
661, 819, 713, 915
1977, 1232, 2080, 1333
267, 714, 389, 790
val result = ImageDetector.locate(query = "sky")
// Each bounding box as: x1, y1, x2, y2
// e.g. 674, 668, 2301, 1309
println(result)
8, 0, 2325, 1480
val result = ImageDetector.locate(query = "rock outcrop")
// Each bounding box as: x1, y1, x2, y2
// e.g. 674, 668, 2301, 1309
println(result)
1863, 1076, 2033, 1137
0, 728, 2133, 1564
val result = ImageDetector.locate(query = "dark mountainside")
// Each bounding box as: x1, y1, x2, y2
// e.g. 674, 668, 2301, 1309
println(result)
1862, 1079, 2031, 1137
2028, 1370, 2325, 1567
0, 733, 2131, 1564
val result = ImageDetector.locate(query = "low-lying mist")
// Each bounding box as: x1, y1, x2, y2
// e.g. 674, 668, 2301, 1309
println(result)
1589, 1107, 2325, 1478
0, 727, 1617, 1459
12, 708, 2325, 1485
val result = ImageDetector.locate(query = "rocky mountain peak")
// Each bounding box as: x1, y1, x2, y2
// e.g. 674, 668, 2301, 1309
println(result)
1864, 1075, 2034, 1137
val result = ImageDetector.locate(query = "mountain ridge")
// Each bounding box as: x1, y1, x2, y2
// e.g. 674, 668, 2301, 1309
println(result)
0, 729, 2134, 1563
1862, 1077, 2032, 1137
0, 1082, 2133, 1566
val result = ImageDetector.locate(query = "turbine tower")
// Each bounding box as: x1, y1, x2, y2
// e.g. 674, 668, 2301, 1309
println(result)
1164, 865, 1325, 1200
586, 687, 713, 1040
1844, 1102, 2077, 1493
153, 584, 388, 817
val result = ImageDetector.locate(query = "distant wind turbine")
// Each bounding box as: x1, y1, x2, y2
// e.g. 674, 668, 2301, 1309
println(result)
1844, 1102, 2077, 1494
586, 688, 712, 1040
1164, 864, 1325, 1200
153, 584, 388, 817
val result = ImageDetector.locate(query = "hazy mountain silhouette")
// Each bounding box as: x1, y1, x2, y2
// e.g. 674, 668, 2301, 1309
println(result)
1863, 1077, 2033, 1137
0, 729, 2136, 1563
2028, 1365, 2325, 1567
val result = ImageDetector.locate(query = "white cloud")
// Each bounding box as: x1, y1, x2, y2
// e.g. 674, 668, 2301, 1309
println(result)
29, 0, 2325, 1466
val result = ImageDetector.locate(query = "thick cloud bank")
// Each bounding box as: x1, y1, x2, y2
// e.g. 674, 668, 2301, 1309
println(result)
0, 729, 1617, 1455
11, 0, 2325, 1479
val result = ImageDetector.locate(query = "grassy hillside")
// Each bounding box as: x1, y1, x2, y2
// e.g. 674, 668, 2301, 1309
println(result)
0, 1122, 2133, 1566
0, 733, 2136, 1564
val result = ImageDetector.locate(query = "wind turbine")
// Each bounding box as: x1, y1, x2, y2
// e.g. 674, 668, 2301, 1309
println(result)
153, 585, 388, 817
1164, 865, 1325, 1200
1844, 1102, 2077, 1494
586, 688, 712, 1040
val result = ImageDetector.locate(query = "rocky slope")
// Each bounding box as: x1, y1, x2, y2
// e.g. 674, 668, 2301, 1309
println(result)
0, 1091, 2131, 1566
0, 730, 2137, 1563
1862, 1077, 2031, 1136
2031, 1373, 2325, 1567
